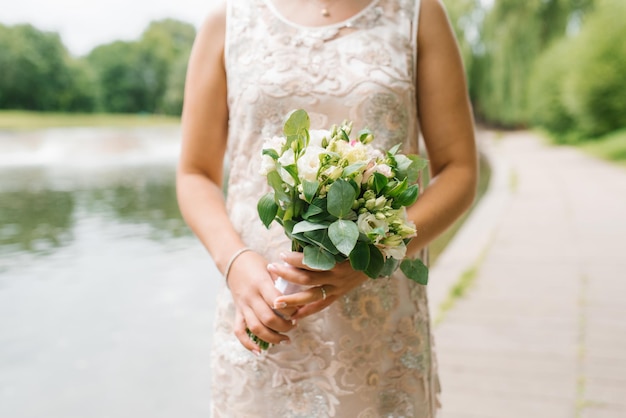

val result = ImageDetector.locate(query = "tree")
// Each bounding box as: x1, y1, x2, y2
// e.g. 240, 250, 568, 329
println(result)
473, 0, 594, 126
0, 23, 97, 111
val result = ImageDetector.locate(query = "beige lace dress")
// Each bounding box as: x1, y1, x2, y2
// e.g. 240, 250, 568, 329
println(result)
211, 0, 441, 416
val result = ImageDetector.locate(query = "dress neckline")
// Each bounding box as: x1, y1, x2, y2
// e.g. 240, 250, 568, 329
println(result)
262, 0, 381, 31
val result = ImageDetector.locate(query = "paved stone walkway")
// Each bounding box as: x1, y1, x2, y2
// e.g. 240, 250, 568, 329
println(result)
430, 131, 626, 418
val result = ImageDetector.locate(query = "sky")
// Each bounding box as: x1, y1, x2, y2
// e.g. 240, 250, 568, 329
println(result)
0, 0, 221, 56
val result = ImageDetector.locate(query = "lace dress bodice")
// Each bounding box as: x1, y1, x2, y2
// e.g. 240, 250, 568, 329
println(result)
211, 0, 440, 416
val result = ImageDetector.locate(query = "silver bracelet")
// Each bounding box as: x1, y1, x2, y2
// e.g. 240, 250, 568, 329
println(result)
224, 247, 252, 287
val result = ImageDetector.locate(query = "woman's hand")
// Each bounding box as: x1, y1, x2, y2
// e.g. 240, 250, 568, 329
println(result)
267, 252, 368, 320
227, 250, 298, 354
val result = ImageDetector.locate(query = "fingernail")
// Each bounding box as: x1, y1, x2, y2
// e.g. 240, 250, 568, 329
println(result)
280, 252, 287, 260
291, 319, 297, 326
280, 339, 291, 346
252, 349, 261, 357
274, 301, 287, 309
267, 264, 277, 272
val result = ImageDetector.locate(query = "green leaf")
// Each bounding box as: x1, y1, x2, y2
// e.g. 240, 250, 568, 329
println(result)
303, 246, 336, 270
400, 258, 429, 285
358, 128, 373, 143
373, 172, 389, 194
292, 220, 329, 235
280, 164, 299, 184
302, 180, 319, 203
328, 220, 359, 256
284, 109, 310, 137
262, 148, 279, 160
343, 162, 366, 177
340, 128, 351, 142
349, 241, 370, 271
257, 193, 278, 229
395, 184, 419, 207
396, 154, 428, 184
327, 179, 357, 218
364, 245, 385, 278
386, 178, 408, 198
302, 204, 324, 220
304, 229, 339, 255
379, 257, 400, 278
267, 170, 290, 203
388, 143, 402, 155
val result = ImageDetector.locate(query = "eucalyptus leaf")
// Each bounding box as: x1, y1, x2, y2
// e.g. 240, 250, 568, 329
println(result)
284, 109, 310, 137
304, 229, 339, 255
400, 258, 429, 285
327, 179, 356, 218
349, 241, 370, 271
293, 220, 329, 235
302, 180, 319, 203
303, 246, 336, 271
267, 170, 290, 203
328, 220, 359, 256
257, 193, 278, 229
364, 245, 385, 279
379, 257, 400, 278
302, 204, 324, 219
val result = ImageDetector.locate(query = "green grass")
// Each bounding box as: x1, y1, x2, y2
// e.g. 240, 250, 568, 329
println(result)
578, 129, 626, 165
0, 110, 180, 130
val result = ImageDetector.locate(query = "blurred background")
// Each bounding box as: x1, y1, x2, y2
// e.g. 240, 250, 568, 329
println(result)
0, 0, 624, 417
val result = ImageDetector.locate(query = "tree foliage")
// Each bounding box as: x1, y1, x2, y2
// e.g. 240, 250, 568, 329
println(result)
0, 24, 98, 111
472, 0, 594, 126
0, 19, 195, 115
530, 0, 626, 140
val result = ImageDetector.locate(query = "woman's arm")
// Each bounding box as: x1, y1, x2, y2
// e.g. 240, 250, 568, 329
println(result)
406, 0, 478, 252
270, 0, 477, 316
177, 5, 295, 353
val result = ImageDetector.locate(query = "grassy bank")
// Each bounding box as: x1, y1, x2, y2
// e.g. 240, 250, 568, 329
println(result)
0, 111, 180, 130
578, 130, 626, 165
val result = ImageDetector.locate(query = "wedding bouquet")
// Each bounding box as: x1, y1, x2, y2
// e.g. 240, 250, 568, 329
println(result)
258, 109, 429, 285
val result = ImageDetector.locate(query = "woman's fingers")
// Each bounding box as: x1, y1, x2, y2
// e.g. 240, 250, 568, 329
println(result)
274, 285, 333, 309
233, 309, 262, 354
292, 297, 337, 319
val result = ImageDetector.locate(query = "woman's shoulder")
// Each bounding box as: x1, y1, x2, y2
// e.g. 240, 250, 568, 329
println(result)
196, 2, 227, 48
418, 0, 456, 48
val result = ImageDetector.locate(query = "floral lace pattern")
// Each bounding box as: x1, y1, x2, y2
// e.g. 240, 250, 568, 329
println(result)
212, 0, 440, 416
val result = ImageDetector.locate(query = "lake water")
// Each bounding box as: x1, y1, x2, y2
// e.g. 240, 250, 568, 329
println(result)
0, 127, 220, 417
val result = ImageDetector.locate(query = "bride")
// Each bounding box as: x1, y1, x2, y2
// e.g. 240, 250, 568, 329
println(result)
177, 0, 477, 416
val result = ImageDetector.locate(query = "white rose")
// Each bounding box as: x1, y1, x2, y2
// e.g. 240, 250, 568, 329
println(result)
277, 148, 296, 186
297, 145, 324, 183
309, 129, 331, 147
259, 155, 276, 175
374, 163, 393, 178
357, 213, 389, 238
379, 241, 407, 260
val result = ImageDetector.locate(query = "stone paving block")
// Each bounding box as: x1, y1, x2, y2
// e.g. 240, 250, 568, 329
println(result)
438, 369, 576, 400
580, 404, 626, 418
438, 392, 574, 418
584, 378, 626, 408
